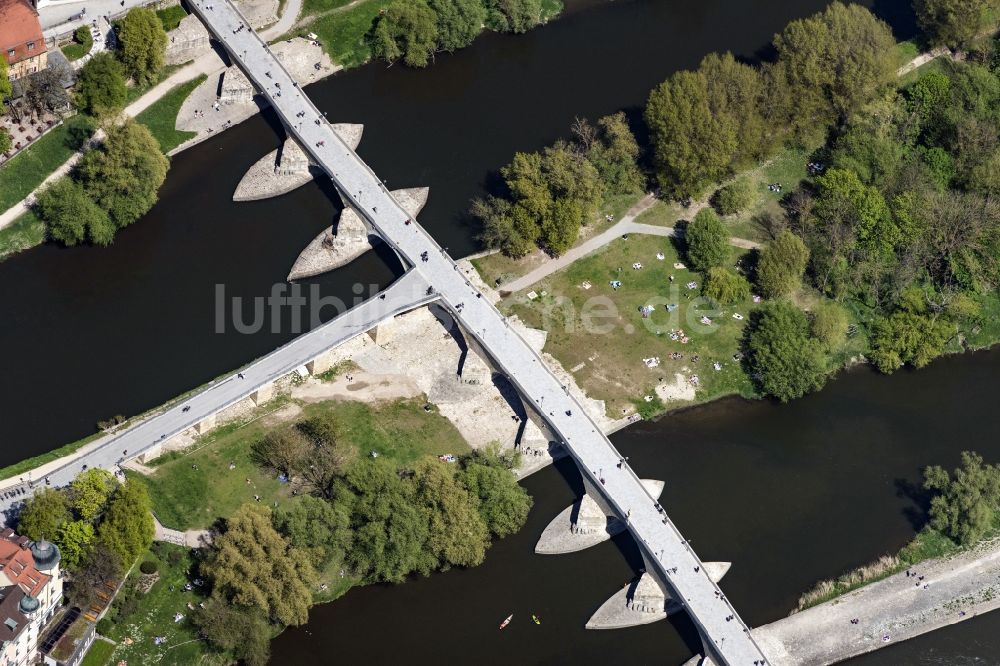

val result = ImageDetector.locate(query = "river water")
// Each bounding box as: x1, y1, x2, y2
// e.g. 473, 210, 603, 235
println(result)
5, 0, 997, 662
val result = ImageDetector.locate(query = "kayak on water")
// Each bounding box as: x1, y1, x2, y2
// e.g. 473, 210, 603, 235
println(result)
532, 614, 541, 625
500, 614, 513, 630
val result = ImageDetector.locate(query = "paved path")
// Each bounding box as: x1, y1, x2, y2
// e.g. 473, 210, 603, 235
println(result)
501, 196, 760, 294
194, 2, 767, 662
0, 270, 433, 514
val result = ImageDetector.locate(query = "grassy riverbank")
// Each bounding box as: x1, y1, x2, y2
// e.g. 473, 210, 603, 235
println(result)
288, 0, 565, 70
135, 75, 206, 153
134, 395, 468, 531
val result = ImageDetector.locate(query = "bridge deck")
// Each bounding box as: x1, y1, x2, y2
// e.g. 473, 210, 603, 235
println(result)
0, 271, 433, 510
192, 3, 769, 664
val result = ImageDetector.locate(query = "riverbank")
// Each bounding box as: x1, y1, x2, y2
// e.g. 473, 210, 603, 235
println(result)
739, 537, 1000, 666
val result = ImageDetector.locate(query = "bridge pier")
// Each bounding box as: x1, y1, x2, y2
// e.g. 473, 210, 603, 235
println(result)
585, 563, 731, 630
250, 383, 274, 406
367, 317, 395, 345
194, 413, 217, 435
306, 350, 339, 375
535, 479, 665, 554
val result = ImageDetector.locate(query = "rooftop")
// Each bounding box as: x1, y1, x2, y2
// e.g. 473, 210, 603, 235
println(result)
0, 0, 46, 66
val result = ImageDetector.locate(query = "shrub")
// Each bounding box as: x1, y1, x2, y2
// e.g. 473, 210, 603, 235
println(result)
810, 300, 849, 350
713, 179, 753, 215
95, 618, 113, 636
684, 208, 730, 270
703, 267, 751, 304
139, 560, 158, 575
756, 230, 809, 298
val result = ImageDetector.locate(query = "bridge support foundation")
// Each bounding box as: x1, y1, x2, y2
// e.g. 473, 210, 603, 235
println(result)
251, 383, 275, 406
306, 350, 338, 376
195, 414, 217, 435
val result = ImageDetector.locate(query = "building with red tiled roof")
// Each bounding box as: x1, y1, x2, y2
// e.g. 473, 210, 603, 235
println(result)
0, 528, 62, 666
0, 0, 47, 81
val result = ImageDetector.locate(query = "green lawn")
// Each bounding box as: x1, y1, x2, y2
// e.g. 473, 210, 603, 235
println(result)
504, 235, 761, 417
299, 0, 381, 68
135, 396, 468, 530
103, 544, 221, 666
0, 122, 75, 212
302, 0, 357, 16
157, 5, 188, 31
0, 210, 46, 262
135, 75, 206, 153
80, 638, 116, 666
62, 30, 94, 62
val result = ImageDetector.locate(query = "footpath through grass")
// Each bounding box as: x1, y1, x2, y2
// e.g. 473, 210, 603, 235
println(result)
135, 75, 206, 153
135, 396, 468, 530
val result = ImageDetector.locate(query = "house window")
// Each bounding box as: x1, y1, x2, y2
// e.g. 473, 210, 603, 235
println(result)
27, 42, 34, 51
6, 49, 13, 58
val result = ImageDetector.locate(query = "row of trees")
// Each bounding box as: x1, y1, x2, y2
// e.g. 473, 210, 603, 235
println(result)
18, 470, 154, 608
370, 0, 548, 67
474, 112, 643, 257
194, 414, 532, 665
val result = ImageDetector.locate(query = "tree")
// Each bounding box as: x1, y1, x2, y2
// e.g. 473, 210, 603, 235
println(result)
250, 426, 309, 478
297, 415, 356, 498
756, 230, 809, 298
473, 196, 537, 258
703, 267, 751, 304
645, 69, 737, 197
583, 112, 644, 195
204, 504, 315, 626
430, 0, 486, 52
810, 300, 849, 350
76, 52, 127, 117
773, 3, 896, 139
410, 459, 489, 568
17, 488, 70, 541
70, 468, 117, 522
869, 288, 954, 372
713, 180, 753, 216
117, 7, 167, 86
192, 598, 272, 666
55, 520, 96, 571
23, 68, 72, 116
484, 0, 542, 33
748, 301, 827, 401
78, 120, 169, 230
914, 0, 998, 48
645, 52, 764, 196
924, 451, 1000, 545
34, 178, 115, 247
684, 208, 730, 271
813, 168, 898, 262
336, 461, 434, 583
459, 461, 532, 538
97, 480, 154, 567
70, 544, 122, 610
370, 0, 439, 68
274, 495, 352, 569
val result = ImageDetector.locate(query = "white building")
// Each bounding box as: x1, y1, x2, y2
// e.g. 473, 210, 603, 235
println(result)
0, 530, 62, 666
